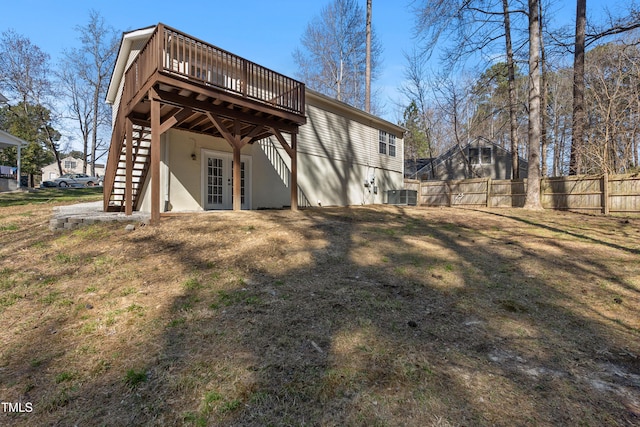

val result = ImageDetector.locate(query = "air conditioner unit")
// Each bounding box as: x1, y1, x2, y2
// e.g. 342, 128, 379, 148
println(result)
385, 189, 417, 206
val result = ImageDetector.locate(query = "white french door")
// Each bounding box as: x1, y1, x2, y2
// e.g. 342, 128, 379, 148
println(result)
202, 150, 251, 210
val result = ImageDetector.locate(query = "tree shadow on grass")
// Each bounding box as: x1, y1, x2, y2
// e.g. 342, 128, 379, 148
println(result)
2, 207, 639, 426
141, 207, 640, 425
478, 208, 640, 255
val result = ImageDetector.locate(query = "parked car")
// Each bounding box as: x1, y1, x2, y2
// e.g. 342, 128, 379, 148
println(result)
40, 180, 58, 188
53, 173, 102, 187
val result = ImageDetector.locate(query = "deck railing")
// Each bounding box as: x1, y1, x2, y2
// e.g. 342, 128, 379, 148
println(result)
123, 24, 305, 116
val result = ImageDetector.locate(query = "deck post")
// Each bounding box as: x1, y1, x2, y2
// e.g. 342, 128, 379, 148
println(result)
232, 143, 241, 211
125, 117, 133, 216
290, 133, 298, 211
150, 91, 161, 224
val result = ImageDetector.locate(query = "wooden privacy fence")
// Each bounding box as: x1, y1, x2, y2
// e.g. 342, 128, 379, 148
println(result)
404, 173, 640, 214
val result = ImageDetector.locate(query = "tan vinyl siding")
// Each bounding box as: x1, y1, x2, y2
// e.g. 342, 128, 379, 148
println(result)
299, 94, 404, 174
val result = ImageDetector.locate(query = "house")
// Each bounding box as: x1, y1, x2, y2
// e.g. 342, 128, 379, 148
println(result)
103, 24, 404, 223
413, 138, 528, 181
0, 128, 25, 192
404, 158, 434, 179
41, 156, 106, 181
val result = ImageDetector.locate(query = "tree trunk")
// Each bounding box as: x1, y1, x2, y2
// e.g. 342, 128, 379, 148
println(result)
539, 0, 549, 177
83, 133, 88, 174
90, 82, 100, 177
570, 0, 586, 175
502, 0, 519, 179
365, 0, 372, 113
524, 0, 543, 209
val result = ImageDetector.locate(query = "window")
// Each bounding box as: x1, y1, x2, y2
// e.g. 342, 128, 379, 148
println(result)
469, 147, 492, 165
64, 160, 77, 170
388, 134, 396, 157
379, 130, 397, 157
379, 130, 387, 155
481, 147, 491, 164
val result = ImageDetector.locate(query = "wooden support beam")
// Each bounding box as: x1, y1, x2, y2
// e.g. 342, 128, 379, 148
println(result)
271, 128, 294, 157
125, 117, 133, 216
206, 112, 238, 147
159, 107, 194, 134
150, 90, 161, 225
154, 75, 306, 126
232, 120, 242, 211
157, 87, 301, 133
233, 144, 241, 211
241, 124, 266, 145
206, 113, 249, 211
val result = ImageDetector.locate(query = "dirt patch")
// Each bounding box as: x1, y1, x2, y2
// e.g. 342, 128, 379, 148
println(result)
0, 203, 639, 426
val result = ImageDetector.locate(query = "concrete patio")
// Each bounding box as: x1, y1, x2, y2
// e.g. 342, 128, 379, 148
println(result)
50, 201, 149, 231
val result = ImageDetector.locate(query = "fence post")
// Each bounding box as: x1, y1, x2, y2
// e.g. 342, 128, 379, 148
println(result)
602, 172, 610, 215
486, 178, 492, 208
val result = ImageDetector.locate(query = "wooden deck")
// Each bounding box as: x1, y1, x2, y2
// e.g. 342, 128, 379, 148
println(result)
104, 24, 306, 222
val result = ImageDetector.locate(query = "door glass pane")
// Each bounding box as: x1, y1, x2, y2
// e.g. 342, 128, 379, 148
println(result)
208, 157, 223, 205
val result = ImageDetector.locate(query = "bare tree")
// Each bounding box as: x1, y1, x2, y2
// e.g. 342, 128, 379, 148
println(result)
584, 42, 640, 174
503, 0, 520, 178
0, 29, 63, 176
568, 1, 640, 175
524, 0, 543, 209
365, 0, 372, 113
58, 61, 92, 172
399, 50, 440, 176
413, 0, 529, 178
431, 72, 479, 178
539, 0, 550, 177
293, 0, 382, 111
569, 0, 586, 175
547, 67, 573, 176
62, 10, 119, 176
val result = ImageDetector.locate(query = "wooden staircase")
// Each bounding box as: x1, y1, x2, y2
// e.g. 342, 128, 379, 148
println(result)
104, 120, 152, 212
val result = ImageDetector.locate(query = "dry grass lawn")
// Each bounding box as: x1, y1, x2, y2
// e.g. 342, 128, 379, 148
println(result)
1, 192, 639, 426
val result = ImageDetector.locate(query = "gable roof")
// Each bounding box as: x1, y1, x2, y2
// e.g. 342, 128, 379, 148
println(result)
106, 25, 156, 104
405, 158, 434, 178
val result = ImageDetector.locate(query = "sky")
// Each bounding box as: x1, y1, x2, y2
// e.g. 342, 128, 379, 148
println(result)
0, 0, 616, 148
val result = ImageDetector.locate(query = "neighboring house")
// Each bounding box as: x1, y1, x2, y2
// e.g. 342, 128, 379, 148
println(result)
413, 138, 528, 181
0, 128, 25, 192
404, 158, 434, 179
103, 24, 404, 222
41, 156, 106, 181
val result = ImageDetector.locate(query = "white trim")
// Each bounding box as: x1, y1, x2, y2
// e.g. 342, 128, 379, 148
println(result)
106, 26, 156, 104
0, 129, 26, 188
200, 149, 252, 210
0, 129, 27, 147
